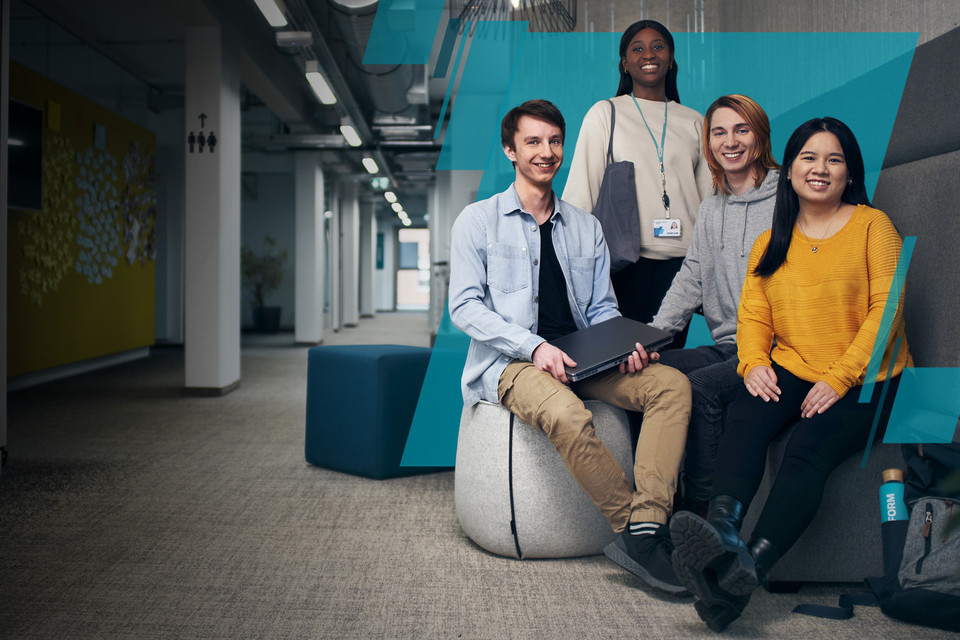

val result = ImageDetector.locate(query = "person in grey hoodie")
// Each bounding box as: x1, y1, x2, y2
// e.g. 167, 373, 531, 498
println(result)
648, 95, 779, 515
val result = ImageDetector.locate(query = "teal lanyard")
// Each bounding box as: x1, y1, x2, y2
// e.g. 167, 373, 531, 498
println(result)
631, 95, 670, 216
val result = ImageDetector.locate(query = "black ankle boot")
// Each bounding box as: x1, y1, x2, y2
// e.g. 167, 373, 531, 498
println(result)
748, 536, 781, 585
701, 495, 758, 596
705, 495, 747, 553
670, 495, 758, 632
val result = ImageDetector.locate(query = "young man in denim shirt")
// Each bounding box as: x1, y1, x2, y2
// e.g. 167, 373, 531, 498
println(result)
449, 99, 692, 593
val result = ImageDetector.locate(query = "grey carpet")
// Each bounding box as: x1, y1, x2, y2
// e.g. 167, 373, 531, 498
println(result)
0, 313, 952, 639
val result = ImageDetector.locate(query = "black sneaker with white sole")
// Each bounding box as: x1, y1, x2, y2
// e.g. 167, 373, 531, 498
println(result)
603, 524, 690, 595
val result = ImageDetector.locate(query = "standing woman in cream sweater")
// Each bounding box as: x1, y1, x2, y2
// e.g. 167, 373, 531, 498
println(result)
563, 19, 712, 346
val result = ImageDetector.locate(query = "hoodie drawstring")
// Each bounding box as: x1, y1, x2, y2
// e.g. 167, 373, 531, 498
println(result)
719, 196, 727, 251
740, 202, 749, 258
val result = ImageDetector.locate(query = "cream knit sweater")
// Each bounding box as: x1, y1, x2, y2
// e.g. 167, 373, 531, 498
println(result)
562, 94, 713, 260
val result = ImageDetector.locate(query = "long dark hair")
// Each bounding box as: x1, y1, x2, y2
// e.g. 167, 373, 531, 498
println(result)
755, 117, 870, 277
615, 20, 680, 103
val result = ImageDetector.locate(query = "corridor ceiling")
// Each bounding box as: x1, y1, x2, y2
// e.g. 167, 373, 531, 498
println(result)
12, 0, 451, 219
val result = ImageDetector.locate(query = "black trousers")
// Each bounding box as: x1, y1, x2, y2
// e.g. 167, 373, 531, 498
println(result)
711, 362, 900, 555
611, 255, 688, 350
656, 343, 740, 502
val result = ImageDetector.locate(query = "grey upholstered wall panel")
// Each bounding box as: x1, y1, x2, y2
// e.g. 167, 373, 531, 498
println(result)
873, 149, 960, 368
882, 26, 960, 170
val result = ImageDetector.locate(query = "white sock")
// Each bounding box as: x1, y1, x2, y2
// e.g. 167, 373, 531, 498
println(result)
628, 521, 660, 536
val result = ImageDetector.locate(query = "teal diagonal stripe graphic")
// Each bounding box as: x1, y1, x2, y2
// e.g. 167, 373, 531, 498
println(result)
860, 236, 916, 403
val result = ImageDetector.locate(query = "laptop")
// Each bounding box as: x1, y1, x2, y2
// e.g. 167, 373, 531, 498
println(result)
548, 316, 673, 382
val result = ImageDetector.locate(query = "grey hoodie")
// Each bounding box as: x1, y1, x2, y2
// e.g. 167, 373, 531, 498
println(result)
651, 169, 779, 346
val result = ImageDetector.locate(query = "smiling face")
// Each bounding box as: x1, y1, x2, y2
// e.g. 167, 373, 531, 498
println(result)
788, 131, 849, 209
708, 106, 759, 186
503, 115, 563, 190
621, 27, 673, 98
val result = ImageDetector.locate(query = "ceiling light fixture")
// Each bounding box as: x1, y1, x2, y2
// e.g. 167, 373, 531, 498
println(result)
384, 191, 397, 203
361, 157, 379, 174
451, 0, 576, 32
253, 0, 288, 27
305, 60, 336, 105
402, 218, 412, 227
339, 124, 362, 147
391, 202, 403, 213
276, 30, 311, 47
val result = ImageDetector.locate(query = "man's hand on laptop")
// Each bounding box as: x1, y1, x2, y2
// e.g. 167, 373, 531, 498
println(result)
533, 342, 577, 383
620, 342, 654, 374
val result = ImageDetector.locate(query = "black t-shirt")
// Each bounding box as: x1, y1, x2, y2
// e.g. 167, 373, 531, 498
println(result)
537, 218, 578, 341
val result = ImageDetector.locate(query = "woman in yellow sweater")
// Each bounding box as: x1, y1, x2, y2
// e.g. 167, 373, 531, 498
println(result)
668, 117, 912, 631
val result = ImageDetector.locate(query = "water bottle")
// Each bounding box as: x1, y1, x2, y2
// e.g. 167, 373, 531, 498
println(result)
879, 468, 907, 522
879, 467, 909, 578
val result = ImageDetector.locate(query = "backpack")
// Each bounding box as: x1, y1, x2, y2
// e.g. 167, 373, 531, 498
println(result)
795, 442, 960, 632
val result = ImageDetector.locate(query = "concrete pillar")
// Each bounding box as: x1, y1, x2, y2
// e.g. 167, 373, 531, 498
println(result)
429, 170, 482, 333
328, 192, 340, 332
340, 181, 360, 327
428, 178, 447, 333
358, 199, 376, 318
294, 151, 324, 344
375, 220, 396, 312
183, 25, 241, 394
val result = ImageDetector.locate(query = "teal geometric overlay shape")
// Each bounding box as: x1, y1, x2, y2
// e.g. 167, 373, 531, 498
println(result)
364, 0, 445, 65
401, 306, 469, 467
401, 28, 917, 466
683, 313, 713, 349
434, 19, 472, 139
860, 336, 904, 468
883, 368, 960, 444
432, 19, 462, 79
436, 21, 529, 171
470, 31, 917, 199
860, 236, 916, 403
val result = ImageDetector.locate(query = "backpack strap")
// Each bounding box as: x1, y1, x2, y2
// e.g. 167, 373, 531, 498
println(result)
606, 99, 615, 167
793, 593, 879, 620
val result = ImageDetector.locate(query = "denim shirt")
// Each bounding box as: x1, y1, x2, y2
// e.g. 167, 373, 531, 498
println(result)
448, 184, 621, 406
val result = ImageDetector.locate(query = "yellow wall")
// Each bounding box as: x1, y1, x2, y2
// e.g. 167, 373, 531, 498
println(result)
8, 62, 157, 377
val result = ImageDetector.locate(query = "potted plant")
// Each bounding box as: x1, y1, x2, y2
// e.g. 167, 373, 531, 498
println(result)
241, 235, 288, 333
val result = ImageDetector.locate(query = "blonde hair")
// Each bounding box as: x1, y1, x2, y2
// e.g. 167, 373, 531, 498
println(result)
703, 94, 779, 195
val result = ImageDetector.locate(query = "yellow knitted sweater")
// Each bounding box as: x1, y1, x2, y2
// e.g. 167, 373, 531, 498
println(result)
737, 205, 913, 398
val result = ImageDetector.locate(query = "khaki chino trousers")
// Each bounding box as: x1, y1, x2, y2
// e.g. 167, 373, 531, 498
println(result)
497, 361, 691, 532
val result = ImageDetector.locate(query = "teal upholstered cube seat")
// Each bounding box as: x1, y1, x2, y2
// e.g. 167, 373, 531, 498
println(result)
305, 344, 439, 479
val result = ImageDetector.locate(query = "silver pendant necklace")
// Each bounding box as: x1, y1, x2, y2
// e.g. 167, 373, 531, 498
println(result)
796, 207, 841, 253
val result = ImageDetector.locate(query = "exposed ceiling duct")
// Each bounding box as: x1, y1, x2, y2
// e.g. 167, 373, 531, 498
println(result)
322, 0, 415, 115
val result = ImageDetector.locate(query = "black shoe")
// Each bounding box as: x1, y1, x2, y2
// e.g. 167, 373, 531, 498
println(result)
747, 536, 781, 585
670, 510, 758, 597
604, 524, 690, 595
670, 511, 758, 631
694, 593, 751, 632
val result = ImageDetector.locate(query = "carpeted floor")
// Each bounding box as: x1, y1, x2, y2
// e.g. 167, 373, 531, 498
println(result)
0, 312, 951, 639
